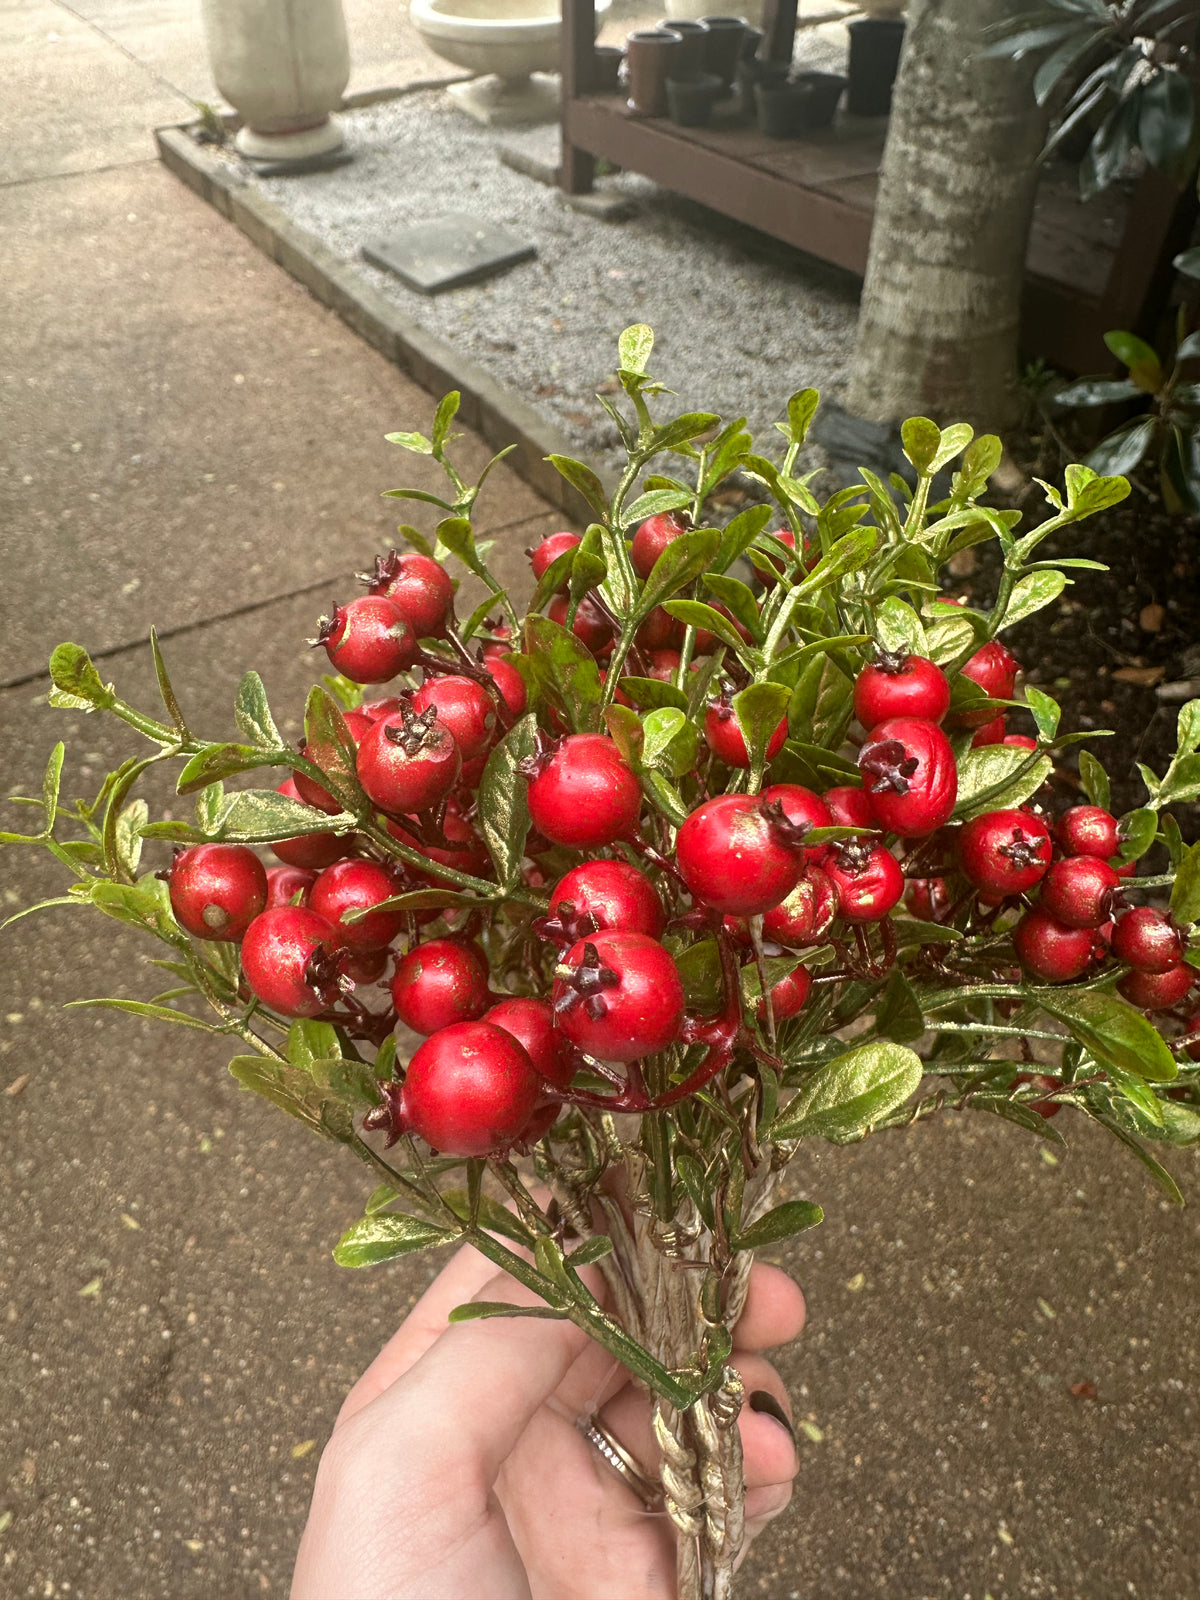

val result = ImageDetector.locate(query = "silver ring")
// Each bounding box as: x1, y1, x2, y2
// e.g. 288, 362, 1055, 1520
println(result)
576, 1414, 662, 1509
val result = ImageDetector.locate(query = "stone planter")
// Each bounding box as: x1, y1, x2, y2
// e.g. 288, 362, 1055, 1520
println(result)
201, 0, 350, 162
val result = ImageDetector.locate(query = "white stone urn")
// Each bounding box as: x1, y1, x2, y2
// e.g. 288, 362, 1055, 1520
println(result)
201, 0, 351, 161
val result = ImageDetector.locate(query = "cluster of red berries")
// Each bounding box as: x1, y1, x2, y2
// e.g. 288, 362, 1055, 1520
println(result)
158, 514, 1193, 1158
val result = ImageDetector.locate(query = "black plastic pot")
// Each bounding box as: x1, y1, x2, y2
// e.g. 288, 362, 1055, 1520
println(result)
667, 70, 723, 126
594, 44, 624, 93
739, 25, 764, 60
736, 55, 787, 115
699, 15, 747, 87
846, 17, 905, 116
754, 79, 804, 138
661, 19, 708, 81
625, 28, 682, 117
793, 69, 846, 131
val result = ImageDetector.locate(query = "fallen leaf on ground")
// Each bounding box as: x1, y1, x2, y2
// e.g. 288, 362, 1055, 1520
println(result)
78, 1276, 102, 1299
5, 1074, 30, 1096
1112, 665, 1166, 686
1139, 603, 1165, 632
1069, 1380, 1099, 1401
291, 1439, 316, 1459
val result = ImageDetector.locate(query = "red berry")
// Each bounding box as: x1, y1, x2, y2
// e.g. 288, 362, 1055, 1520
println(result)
971, 715, 1007, 748
271, 778, 348, 870
167, 843, 267, 942
343, 947, 389, 985
676, 795, 803, 916
951, 640, 1018, 726
1118, 963, 1194, 1011
529, 532, 582, 591
411, 674, 498, 761
366, 550, 454, 638
400, 1022, 542, 1157
241, 905, 344, 1018
359, 696, 406, 723
1038, 855, 1121, 929
635, 606, 684, 651
314, 595, 416, 684
824, 840, 904, 924
484, 997, 575, 1089
309, 858, 404, 952
757, 962, 811, 1022
631, 511, 688, 579
1013, 907, 1094, 982
1003, 733, 1039, 751
704, 698, 787, 768
1056, 805, 1120, 859
356, 703, 462, 815
760, 784, 834, 862
1110, 907, 1185, 974
548, 592, 614, 656
858, 716, 957, 838
525, 735, 641, 851
854, 654, 950, 728
293, 709, 374, 813
482, 656, 527, 718
549, 859, 665, 940
552, 932, 684, 1062
391, 938, 491, 1035
958, 808, 1052, 897
265, 865, 317, 909
645, 648, 683, 682
1013, 1072, 1063, 1118
823, 785, 874, 830
905, 876, 952, 921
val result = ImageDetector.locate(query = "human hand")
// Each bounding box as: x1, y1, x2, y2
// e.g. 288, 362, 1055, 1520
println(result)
291, 1242, 805, 1600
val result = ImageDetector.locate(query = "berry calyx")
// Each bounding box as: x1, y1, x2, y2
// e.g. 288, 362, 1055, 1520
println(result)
271, 778, 349, 870
676, 794, 804, 917
1038, 855, 1121, 929
552, 931, 684, 1062
484, 996, 575, 1089
1056, 805, 1120, 860
1117, 963, 1194, 1012
760, 784, 834, 861
1110, 907, 1185, 974
241, 906, 345, 1017
704, 693, 787, 768
362, 549, 454, 638
391, 937, 491, 1035
165, 843, 267, 942
356, 702, 462, 815
857, 717, 957, 838
631, 510, 689, 579
308, 858, 405, 952
547, 859, 666, 942
411, 674, 498, 761
824, 840, 904, 924
958, 808, 1052, 897
528, 532, 582, 591
1013, 907, 1094, 983
523, 735, 641, 851
312, 595, 416, 684
854, 652, 950, 728
387, 1022, 542, 1157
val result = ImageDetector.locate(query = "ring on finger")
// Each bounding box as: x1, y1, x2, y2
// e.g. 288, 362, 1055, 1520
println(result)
576, 1412, 662, 1510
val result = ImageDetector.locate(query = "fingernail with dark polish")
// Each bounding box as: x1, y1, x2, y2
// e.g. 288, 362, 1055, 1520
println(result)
748, 1389, 796, 1445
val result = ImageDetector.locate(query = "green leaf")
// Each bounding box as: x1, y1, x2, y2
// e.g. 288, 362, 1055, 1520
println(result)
731, 1200, 823, 1252
1077, 748, 1111, 812
732, 682, 791, 777
432, 390, 460, 452
1054, 377, 1143, 409
441, 1188, 537, 1247
40, 742, 65, 836
144, 787, 354, 846
48, 643, 115, 712
66, 997, 214, 1030
1160, 752, 1200, 806
333, 1213, 458, 1268
663, 599, 747, 655
547, 455, 609, 520
713, 504, 772, 574
149, 627, 188, 738
303, 685, 367, 812
1175, 247, 1200, 280
641, 707, 686, 769
618, 323, 654, 375
1038, 990, 1177, 1083
385, 429, 434, 454
650, 412, 720, 453
617, 676, 689, 713
523, 613, 604, 733
115, 797, 147, 879
1104, 1062, 1165, 1127
620, 489, 694, 531
953, 747, 1051, 820
567, 1233, 615, 1267
234, 671, 283, 749
929, 423, 974, 474
1001, 570, 1067, 629
1177, 700, 1200, 757
1096, 1117, 1184, 1205
769, 1040, 924, 1142
1085, 420, 1154, 477
701, 574, 762, 641
1072, 472, 1132, 515
1118, 806, 1156, 862
478, 713, 537, 888
675, 937, 722, 1011
176, 741, 281, 795
794, 527, 877, 601
1024, 686, 1060, 742
1170, 841, 1200, 926
447, 1301, 569, 1323
893, 918, 963, 947
784, 388, 820, 448
640, 769, 689, 826
900, 417, 942, 474
873, 598, 927, 657
1138, 67, 1194, 171
874, 967, 924, 1043
634, 528, 723, 620
603, 703, 644, 769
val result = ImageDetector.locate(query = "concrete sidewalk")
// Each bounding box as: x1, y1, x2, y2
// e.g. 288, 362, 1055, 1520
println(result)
2, 5, 1199, 1600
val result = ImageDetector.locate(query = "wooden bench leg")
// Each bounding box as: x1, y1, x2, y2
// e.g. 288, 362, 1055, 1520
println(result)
561, 0, 598, 194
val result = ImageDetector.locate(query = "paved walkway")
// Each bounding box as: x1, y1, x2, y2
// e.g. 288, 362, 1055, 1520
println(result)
2, 6, 1198, 1599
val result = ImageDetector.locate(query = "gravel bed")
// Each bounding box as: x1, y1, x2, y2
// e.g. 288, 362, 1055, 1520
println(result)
253, 86, 860, 473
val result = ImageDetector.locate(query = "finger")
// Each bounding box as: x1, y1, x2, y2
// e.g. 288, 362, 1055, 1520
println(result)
370, 1269, 594, 1482
733, 1263, 806, 1351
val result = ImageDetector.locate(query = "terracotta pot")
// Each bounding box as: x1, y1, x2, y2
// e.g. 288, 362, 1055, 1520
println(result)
625, 28, 681, 116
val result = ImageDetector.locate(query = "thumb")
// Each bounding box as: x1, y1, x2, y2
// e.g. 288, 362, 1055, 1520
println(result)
378, 1269, 590, 1483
